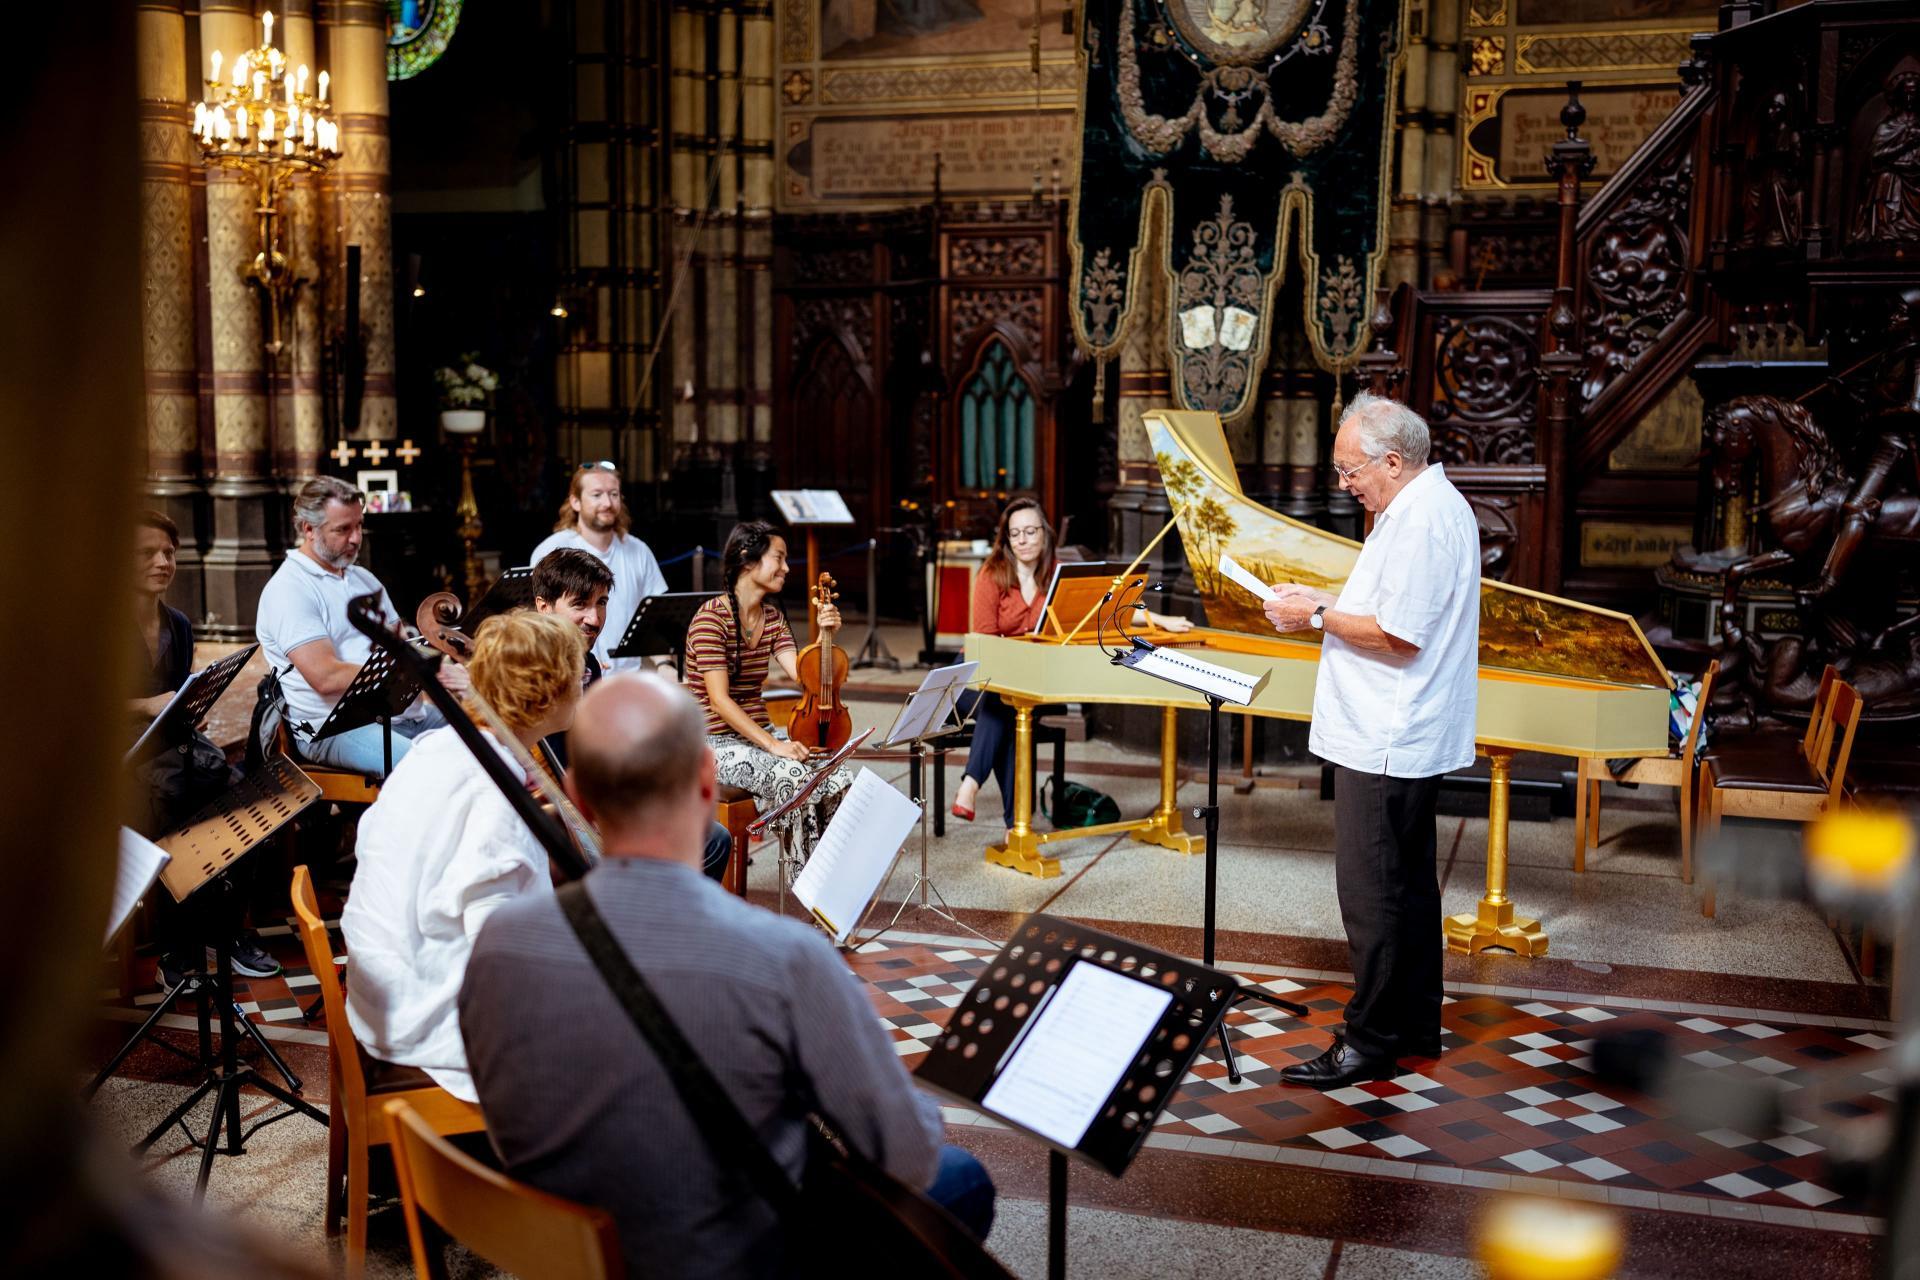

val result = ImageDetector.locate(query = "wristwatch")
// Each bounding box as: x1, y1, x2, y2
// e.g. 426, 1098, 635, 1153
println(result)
1309, 605, 1327, 631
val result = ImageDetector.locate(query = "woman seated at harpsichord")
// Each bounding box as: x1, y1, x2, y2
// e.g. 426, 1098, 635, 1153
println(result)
952, 498, 1192, 824
340, 610, 584, 1100
684, 521, 853, 874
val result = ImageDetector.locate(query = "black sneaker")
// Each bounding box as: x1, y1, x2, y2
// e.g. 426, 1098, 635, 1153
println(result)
158, 955, 201, 994
229, 936, 283, 979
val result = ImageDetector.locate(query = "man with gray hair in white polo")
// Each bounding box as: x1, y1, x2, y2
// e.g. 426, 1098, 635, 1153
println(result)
1261, 392, 1481, 1088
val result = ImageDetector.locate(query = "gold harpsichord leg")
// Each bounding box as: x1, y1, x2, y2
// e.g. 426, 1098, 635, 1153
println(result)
1133, 704, 1203, 854
986, 697, 1060, 878
1444, 748, 1548, 956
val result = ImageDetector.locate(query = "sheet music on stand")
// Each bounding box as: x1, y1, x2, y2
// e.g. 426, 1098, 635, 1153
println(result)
768, 489, 854, 525
107, 828, 171, 947
915, 914, 1239, 1176
1117, 643, 1270, 706
126, 642, 260, 766
607, 590, 719, 663
309, 643, 424, 742
462, 566, 534, 635
879, 661, 978, 748
789, 767, 922, 944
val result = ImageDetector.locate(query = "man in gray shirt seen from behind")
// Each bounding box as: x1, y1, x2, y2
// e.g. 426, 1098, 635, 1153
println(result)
459, 671, 995, 1277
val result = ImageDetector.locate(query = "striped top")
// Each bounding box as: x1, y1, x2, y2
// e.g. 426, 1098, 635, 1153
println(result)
685, 594, 795, 735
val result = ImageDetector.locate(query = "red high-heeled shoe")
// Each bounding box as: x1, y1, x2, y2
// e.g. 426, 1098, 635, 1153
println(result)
950, 800, 975, 822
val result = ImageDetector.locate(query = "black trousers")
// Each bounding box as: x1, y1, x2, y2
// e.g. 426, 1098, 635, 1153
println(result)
1333, 766, 1443, 1058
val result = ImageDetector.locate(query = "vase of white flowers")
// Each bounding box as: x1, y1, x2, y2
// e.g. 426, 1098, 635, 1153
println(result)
435, 354, 498, 434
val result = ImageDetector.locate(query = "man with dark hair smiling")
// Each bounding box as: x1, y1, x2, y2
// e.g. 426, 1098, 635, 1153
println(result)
531, 547, 734, 883
459, 672, 993, 1278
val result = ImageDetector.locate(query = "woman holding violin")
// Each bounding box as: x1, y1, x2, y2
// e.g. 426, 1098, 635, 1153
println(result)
341, 610, 586, 1101
685, 520, 853, 865
952, 498, 1192, 825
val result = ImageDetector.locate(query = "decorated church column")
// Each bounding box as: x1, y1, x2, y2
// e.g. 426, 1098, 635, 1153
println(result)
136, 0, 205, 616
330, 0, 398, 441
278, 0, 326, 480
198, 0, 276, 637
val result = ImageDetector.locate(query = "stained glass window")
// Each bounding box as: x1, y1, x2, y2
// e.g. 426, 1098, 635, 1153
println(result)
959, 341, 1035, 492
388, 0, 464, 81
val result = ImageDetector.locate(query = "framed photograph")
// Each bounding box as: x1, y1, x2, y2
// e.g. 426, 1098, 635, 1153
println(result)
357, 468, 398, 496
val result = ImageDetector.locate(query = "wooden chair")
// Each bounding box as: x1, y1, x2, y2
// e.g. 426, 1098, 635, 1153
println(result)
1697, 679, 1865, 918
384, 1098, 624, 1280
1574, 661, 1719, 883
274, 716, 381, 806
290, 866, 486, 1278
715, 786, 757, 896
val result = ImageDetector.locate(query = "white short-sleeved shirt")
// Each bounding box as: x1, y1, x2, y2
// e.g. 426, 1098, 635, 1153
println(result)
256, 549, 417, 734
342, 727, 551, 1101
529, 528, 668, 672
1308, 463, 1481, 779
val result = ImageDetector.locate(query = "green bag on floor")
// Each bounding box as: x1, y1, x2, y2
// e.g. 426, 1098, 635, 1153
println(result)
1040, 777, 1120, 828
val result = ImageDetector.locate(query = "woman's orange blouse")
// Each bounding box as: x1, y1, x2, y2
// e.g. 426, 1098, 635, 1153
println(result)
971, 567, 1046, 636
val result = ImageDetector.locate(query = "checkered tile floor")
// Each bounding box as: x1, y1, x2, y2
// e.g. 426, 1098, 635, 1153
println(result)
103, 925, 1887, 1217
851, 940, 1886, 1216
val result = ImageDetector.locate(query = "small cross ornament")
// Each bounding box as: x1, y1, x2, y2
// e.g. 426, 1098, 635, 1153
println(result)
396, 438, 422, 465
329, 439, 357, 466
362, 439, 390, 465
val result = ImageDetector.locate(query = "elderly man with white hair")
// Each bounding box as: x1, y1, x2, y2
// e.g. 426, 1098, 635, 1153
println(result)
1262, 392, 1481, 1088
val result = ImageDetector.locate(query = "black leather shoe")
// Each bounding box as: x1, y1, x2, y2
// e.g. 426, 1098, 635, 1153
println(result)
1280, 1038, 1397, 1089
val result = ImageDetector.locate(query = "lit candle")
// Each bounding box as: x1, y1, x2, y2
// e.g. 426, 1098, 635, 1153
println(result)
262, 10, 274, 43
317, 70, 328, 103
193, 101, 206, 133
233, 54, 247, 86
253, 70, 266, 99
302, 111, 314, 145
283, 135, 294, 156
209, 50, 222, 83
298, 64, 309, 92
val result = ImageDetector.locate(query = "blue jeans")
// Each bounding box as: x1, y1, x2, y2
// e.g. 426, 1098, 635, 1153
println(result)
925, 1144, 995, 1241
295, 706, 443, 777
701, 820, 732, 882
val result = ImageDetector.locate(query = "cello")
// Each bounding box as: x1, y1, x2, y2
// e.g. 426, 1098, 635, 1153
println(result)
789, 572, 852, 753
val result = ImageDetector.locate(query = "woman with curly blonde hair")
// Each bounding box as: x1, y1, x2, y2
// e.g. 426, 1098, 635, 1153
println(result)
340, 610, 586, 1100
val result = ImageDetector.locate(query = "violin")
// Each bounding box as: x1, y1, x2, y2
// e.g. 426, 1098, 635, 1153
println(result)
411, 591, 603, 865
789, 573, 852, 754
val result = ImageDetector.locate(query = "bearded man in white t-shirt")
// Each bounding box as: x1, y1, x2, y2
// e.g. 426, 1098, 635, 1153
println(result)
1262, 393, 1482, 1089
529, 463, 668, 673
255, 476, 467, 776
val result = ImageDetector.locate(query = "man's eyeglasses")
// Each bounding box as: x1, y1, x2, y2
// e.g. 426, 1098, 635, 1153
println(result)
577, 460, 618, 473
1332, 454, 1388, 484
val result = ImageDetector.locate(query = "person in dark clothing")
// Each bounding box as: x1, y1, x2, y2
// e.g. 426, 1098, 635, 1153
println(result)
130, 511, 280, 986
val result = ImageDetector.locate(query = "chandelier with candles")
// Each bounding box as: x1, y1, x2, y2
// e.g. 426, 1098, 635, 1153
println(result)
191, 10, 340, 355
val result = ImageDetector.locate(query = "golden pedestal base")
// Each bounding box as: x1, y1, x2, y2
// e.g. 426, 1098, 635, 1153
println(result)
1442, 747, 1549, 956
986, 833, 1060, 879
1131, 815, 1203, 854
1445, 897, 1548, 956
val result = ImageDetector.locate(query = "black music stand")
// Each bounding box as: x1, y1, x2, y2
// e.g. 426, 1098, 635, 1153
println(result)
608, 590, 719, 676
86, 753, 329, 1200
1112, 638, 1302, 1082
461, 565, 534, 635
856, 663, 984, 946
308, 643, 425, 778
125, 642, 259, 766
916, 915, 1297, 1280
